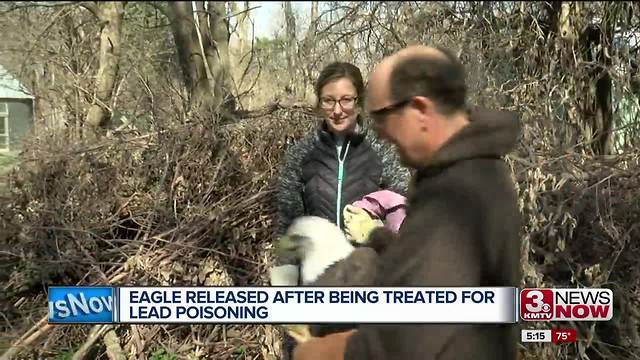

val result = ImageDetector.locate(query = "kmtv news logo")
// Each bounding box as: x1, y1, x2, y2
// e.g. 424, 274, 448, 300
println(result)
520, 288, 613, 321
48, 286, 115, 324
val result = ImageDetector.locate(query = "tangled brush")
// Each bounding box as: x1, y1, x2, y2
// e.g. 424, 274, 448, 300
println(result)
0, 103, 317, 359
511, 119, 640, 359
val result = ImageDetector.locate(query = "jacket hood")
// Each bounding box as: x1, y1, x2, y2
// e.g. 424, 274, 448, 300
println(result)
427, 108, 522, 167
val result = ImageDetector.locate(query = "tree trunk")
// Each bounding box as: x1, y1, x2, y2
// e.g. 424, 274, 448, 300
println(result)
168, 1, 217, 112
559, 2, 615, 155
585, 20, 614, 155
208, 1, 234, 111
237, 1, 250, 57
61, 10, 84, 137
300, 1, 318, 100
194, 1, 217, 98
86, 1, 124, 129
283, 1, 297, 97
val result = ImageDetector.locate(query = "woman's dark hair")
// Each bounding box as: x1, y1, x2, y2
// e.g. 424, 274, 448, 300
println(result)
314, 62, 365, 108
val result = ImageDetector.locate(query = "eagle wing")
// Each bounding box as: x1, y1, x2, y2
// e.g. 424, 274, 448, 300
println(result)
307, 247, 381, 337
269, 264, 299, 286
310, 247, 380, 286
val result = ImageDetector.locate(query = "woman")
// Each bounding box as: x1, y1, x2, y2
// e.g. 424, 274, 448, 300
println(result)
272, 61, 409, 258
272, 61, 409, 360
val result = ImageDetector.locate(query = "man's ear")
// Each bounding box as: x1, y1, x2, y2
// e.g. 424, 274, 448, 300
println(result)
413, 96, 434, 117
412, 96, 434, 129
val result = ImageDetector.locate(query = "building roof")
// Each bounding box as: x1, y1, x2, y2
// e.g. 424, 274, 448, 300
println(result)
0, 64, 34, 99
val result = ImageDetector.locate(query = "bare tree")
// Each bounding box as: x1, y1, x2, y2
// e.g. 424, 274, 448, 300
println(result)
208, 1, 233, 111
85, 1, 125, 129
167, 1, 213, 112
556, 1, 616, 155
237, 1, 250, 57
299, 1, 319, 99
167, 1, 232, 114
283, 1, 297, 97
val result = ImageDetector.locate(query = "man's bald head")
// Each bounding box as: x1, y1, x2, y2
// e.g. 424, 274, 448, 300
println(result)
367, 45, 466, 115
373, 45, 449, 75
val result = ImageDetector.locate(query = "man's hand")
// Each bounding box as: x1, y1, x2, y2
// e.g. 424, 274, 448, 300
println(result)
343, 205, 383, 244
285, 324, 313, 343
292, 330, 355, 360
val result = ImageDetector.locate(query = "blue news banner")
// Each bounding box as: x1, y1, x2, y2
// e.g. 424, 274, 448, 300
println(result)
48, 286, 519, 324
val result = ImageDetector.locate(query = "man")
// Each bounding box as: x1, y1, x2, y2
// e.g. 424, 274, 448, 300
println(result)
292, 45, 522, 360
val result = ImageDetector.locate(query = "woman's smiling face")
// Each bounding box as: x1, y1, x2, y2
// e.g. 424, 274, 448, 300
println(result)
318, 77, 360, 135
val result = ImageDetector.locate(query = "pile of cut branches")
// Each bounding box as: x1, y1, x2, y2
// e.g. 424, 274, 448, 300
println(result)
0, 103, 317, 359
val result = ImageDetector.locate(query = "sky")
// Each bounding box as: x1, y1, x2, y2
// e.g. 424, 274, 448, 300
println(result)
244, 1, 313, 39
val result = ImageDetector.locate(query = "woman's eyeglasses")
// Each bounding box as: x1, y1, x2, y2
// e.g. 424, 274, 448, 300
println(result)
319, 96, 358, 111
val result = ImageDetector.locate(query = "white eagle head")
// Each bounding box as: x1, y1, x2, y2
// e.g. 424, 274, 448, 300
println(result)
275, 216, 354, 284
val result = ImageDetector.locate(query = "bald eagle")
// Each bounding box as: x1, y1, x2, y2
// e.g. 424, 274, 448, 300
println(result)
269, 216, 391, 343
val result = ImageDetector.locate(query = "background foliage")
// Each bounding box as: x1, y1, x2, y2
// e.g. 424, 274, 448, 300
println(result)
1, 1, 639, 359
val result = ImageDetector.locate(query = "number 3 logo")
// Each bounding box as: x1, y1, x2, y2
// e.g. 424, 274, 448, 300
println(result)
525, 290, 545, 312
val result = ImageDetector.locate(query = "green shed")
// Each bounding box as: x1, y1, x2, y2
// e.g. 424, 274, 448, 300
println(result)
0, 64, 34, 151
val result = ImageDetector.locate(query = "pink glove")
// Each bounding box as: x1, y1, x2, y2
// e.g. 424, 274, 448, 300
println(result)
350, 190, 406, 233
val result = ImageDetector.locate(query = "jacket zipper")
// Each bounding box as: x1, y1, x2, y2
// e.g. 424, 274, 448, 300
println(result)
336, 141, 351, 229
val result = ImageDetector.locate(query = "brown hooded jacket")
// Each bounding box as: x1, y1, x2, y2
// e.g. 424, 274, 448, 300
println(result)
343, 107, 523, 360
